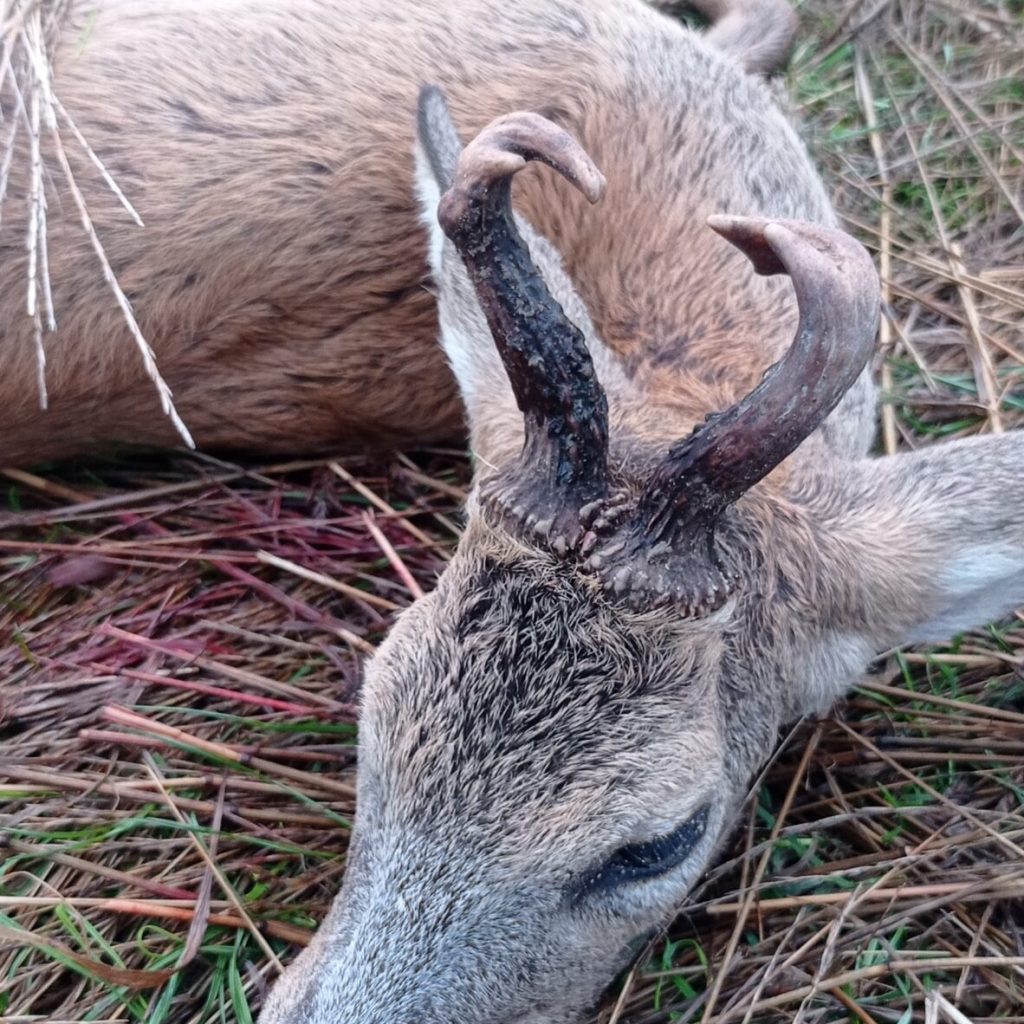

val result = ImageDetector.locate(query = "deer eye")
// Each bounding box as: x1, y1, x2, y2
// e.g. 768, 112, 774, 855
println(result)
580, 806, 710, 895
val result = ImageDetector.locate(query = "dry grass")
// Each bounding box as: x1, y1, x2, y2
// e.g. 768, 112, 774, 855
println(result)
1, 0, 1023, 1022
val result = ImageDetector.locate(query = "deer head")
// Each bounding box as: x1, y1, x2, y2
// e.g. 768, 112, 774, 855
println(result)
257, 90, 1024, 1024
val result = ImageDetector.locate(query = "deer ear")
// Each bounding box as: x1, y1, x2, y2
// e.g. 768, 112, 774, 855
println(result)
414, 143, 517, 467
782, 434, 1024, 718
815, 435, 1024, 649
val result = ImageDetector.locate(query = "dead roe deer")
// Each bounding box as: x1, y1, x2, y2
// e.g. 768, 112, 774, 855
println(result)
2, 1, 1021, 1022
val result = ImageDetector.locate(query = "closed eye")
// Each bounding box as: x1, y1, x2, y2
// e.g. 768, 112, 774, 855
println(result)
578, 806, 710, 895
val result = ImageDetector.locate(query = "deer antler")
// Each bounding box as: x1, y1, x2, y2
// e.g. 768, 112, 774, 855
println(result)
437, 109, 610, 553
587, 216, 880, 614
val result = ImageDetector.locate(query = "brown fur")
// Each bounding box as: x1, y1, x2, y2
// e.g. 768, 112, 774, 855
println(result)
2, 0, 823, 466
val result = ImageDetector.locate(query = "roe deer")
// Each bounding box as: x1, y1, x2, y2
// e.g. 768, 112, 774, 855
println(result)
2, 1, 1021, 1022
260, 8, 1019, 1024
256, 101, 1024, 1024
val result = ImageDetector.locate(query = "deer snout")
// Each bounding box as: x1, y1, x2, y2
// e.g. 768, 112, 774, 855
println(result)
255, 843, 633, 1024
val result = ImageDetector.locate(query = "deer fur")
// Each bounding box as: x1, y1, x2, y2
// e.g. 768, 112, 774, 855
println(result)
2, 2, 1022, 1023
5, 0, 813, 466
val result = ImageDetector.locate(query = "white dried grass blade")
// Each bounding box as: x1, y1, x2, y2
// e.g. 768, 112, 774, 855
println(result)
37, 169, 53, 328
1, 0, 194, 445
48, 124, 195, 447
23, 33, 47, 406
24, 10, 58, 331
927, 991, 975, 1024
23, 65, 38, 319
54, 94, 143, 227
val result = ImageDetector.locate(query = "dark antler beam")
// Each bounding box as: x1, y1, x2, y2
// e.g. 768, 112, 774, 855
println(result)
436, 103, 611, 551
588, 216, 880, 614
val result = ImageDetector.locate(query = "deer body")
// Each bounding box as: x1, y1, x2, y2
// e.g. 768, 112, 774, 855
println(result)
2, 0, 848, 465
3, 3, 1022, 1024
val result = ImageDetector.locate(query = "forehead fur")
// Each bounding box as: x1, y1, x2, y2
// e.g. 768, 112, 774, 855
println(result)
360, 523, 726, 850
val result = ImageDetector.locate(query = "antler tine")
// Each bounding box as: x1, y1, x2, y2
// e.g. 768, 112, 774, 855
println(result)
439, 114, 605, 229
437, 109, 610, 551
588, 216, 880, 613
